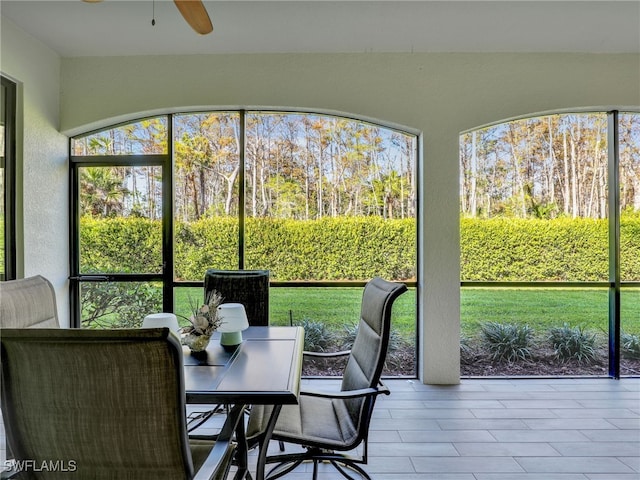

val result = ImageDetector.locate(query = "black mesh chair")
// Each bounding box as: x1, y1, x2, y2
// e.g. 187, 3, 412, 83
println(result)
187, 269, 271, 433
204, 269, 270, 326
246, 277, 407, 480
0, 328, 244, 480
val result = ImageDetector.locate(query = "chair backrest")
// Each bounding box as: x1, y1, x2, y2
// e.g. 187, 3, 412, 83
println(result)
1, 328, 195, 479
340, 277, 407, 426
204, 269, 270, 326
0, 275, 59, 328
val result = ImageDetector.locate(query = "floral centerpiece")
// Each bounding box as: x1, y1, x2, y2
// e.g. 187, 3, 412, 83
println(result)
180, 290, 224, 353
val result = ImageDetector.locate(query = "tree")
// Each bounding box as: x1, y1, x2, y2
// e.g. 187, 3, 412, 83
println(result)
80, 167, 128, 217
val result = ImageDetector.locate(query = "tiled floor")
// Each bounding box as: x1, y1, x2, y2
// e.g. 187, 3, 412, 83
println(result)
239, 377, 640, 480
2, 378, 639, 479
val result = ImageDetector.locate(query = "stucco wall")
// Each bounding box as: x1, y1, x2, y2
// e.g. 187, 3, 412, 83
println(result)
1, 18, 69, 326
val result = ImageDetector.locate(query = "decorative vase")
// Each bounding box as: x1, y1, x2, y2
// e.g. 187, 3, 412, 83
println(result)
182, 333, 212, 353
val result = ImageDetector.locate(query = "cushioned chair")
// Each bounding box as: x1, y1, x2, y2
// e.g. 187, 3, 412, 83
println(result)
0, 275, 60, 478
0, 275, 59, 328
246, 277, 407, 480
0, 328, 243, 480
188, 270, 270, 433
204, 269, 269, 326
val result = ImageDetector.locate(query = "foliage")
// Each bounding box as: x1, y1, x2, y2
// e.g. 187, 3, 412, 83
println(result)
298, 318, 334, 352
460, 335, 476, 365
340, 322, 359, 350
621, 332, 640, 360
461, 216, 640, 281
80, 217, 162, 274
547, 323, 598, 364
81, 281, 162, 329
79, 214, 640, 284
170, 112, 416, 222
481, 322, 534, 363
81, 215, 415, 281
461, 217, 610, 281
460, 113, 636, 221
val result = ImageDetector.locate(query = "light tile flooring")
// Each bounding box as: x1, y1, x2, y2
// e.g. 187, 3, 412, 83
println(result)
2, 378, 639, 479
238, 377, 640, 480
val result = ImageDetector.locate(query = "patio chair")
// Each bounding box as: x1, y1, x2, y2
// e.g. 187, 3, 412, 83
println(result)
188, 269, 270, 432
0, 275, 59, 328
204, 269, 269, 326
0, 327, 243, 480
246, 276, 408, 480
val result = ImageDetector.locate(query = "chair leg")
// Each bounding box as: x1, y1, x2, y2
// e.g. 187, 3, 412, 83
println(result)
265, 459, 304, 480
331, 460, 372, 480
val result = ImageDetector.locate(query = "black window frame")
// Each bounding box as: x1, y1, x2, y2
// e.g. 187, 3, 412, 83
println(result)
1, 76, 17, 281
460, 109, 640, 379
69, 110, 420, 376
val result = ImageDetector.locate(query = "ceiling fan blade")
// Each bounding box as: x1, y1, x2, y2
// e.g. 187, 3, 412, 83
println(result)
173, 0, 213, 35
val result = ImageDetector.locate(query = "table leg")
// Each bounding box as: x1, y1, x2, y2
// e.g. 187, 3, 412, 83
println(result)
233, 404, 250, 480
255, 404, 283, 480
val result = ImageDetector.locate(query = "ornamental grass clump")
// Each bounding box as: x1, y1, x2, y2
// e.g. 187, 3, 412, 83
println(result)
481, 322, 533, 363
460, 335, 476, 365
299, 318, 334, 352
622, 331, 640, 360
547, 323, 597, 364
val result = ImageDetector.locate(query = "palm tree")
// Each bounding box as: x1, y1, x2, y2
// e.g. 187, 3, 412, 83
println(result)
80, 167, 127, 217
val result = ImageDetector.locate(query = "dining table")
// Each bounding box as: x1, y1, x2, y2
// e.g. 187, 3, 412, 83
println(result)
183, 326, 304, 480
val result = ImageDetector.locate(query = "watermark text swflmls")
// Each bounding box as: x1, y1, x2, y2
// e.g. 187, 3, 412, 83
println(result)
4, 459, 77, 473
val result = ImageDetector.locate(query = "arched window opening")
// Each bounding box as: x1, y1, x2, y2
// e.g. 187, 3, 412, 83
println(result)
70, 110, 419, 377
459, 111, 640, 378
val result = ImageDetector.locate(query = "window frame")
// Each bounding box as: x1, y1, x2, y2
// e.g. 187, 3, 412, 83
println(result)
1, 76, 17, 281
460, 109, 640, 379
69, 109, 420, 375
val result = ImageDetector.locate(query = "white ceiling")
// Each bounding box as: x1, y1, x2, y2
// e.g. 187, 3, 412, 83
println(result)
1, 1, 639, 57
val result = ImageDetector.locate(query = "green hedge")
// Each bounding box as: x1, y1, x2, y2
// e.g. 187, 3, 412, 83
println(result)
461, 217, 640, 281
79, 216, 640, 282
80, 217, 162, 274
81, 216, 416, 281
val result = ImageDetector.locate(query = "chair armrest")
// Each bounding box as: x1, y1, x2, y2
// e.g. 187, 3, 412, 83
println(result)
192, 403, 245, 480
301, 382, 390, 400
303, 349, 351, 359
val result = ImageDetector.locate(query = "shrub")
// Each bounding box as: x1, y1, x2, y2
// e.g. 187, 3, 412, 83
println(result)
460, 335, 476, 365
81, 281, 162, 329
481, 322, 533, 363
340, 323, 359, 350
622, 331, 640, 360
80, 215, 640, 282
298, 318, 334, 352
547, 323, 597, 364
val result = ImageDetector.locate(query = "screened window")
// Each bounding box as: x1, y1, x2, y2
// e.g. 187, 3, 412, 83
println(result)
71, 110, 418, 377
460, 111, 640, 378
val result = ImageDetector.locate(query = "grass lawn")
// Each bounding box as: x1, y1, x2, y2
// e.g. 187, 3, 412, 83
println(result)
146, 285, 640, 342
461, 287, 640, 338
175, 286, 417, 342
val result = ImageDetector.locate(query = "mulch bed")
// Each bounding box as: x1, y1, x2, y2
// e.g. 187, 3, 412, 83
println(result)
302, 345, 640, 378
462, 346, 640, 377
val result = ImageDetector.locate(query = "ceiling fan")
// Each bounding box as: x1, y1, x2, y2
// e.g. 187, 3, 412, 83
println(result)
82, 0, 213, 35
